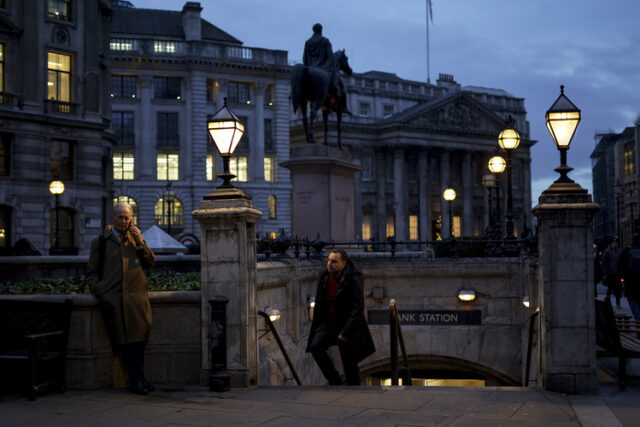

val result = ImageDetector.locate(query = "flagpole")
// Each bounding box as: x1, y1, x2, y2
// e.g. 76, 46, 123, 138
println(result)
426, 0, 431, 84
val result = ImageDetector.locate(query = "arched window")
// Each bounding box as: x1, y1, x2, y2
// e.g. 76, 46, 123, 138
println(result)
0, 204, 11, 255
268, 194, 276, 219
113, 195, 139, 225
154, 196, 184, 227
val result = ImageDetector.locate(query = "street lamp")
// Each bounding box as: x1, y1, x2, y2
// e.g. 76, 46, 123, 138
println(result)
443, 188, 456, 238
488, 155, 506, 237
545, 85, 581, 184
497, 117, 520, 239
163, 181, 176, 236
482, 173, 496, 237
49, 180, 65, 254
205, 97, 249, 200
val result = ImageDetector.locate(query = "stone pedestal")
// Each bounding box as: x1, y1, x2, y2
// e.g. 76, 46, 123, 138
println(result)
193, 196, 262, 387
532, 180, 600, 394
281, 145, 362, 241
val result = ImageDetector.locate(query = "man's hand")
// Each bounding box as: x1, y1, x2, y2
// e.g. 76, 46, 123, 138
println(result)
128, 225, 144, 246
338, 334, 347, 342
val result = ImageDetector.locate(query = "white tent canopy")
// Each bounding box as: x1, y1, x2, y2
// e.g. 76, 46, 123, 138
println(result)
142, 225, 187, 254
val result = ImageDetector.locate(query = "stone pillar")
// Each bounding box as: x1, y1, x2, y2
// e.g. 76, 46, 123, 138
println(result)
193, 195, 262, 387
532, 178, 599, 394
375, 151, 387, 240
440, 150, 451, 238
253, 83, 266, 182
462, 153, 473, 236
138, 75, 154, 180
393, 148, 406, 241
418, 150, 430, 240
281, 145, 362, 241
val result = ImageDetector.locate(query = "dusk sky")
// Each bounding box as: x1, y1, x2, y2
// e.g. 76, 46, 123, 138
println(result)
132, 0, 640, 205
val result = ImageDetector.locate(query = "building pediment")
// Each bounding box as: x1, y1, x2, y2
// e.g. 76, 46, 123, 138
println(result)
405, 93, 503, 134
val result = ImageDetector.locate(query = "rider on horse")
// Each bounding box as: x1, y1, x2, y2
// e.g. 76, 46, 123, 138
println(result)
303, 23, 350, 114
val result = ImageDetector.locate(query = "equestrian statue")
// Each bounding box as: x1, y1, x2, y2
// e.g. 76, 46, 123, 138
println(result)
291, 23, 352, 149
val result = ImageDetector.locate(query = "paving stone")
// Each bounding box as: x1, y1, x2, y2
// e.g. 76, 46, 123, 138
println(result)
262, 401, 365, 421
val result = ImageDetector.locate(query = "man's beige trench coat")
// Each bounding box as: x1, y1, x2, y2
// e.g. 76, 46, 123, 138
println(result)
86, 225, 155, 346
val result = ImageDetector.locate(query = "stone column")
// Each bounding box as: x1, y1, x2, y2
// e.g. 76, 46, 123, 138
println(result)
253, 83, 266, 182
462, 153, 473, 236
532, 179, 599, 394
393, 148, 406, 241
193, 195, 262, 387
138, 75, 154, 180
418, 150, 430, 240
440, 150, 451, 238
375, 150, 387, 240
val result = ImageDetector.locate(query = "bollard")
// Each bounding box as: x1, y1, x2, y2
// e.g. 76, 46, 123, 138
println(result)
208, 296, 230, 392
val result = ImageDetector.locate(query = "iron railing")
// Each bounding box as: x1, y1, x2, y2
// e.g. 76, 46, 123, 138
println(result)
257, 310, 301, 385
389, 299, 412, 386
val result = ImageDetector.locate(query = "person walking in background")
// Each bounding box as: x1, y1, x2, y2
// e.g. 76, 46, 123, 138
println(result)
602, 237, 621, 308
86, 203, 156, 395
618, 233, 640, 320
307, 249, 375, 385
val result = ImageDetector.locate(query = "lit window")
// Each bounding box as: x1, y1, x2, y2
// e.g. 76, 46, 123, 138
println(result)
230, 156, 248, 182
362, 215, 372, 240
48, 0, 71, 21
268, 231, 277, 240
206, 154, 215, 181
409, 215, 419, 240
51, 139, 73, 180
0, 43, 4, 93
452, 216, 461, 238
113, 152, 134, 180
157, 153, 179, 180
359, 102, 370, 117
264, 156, 277, 182
113, 195, 138, 225
386, 215, 395, 239
154, 196, 184, 227
206, 78, 218, 103
47, 51, 71, 102
228, 81, 251, 104
112, 111, 134, 145
0, 204, 10, 254
624, 142, 635, 177
111, 75, 137, 98
110, 38, 133, 51
268, 195, 277, 219
154, 41, 176, 54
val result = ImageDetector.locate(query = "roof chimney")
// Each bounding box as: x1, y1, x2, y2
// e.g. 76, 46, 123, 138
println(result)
182, 2, 202, 41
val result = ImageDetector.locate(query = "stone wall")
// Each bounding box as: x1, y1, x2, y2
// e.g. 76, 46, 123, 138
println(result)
1, 255, 534, 388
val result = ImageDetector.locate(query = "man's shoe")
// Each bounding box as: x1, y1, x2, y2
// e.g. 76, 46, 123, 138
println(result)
129, 379, 148, 395
142, 378, 155, 392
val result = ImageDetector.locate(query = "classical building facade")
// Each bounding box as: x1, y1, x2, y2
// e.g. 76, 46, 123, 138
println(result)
0, 1, 112, 255
292, 72, 534, 241
591, 124, 640, 246
109, 2, 291, 244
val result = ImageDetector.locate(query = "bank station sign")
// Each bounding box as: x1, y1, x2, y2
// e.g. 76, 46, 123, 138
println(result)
367, 310, 481, 326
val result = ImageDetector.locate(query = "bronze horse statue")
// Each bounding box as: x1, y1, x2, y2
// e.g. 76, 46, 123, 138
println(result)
291, 50, 352, 149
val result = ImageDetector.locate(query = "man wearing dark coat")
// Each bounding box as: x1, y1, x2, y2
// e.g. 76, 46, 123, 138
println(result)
307, 249, 375, 385
86, 203, 155, 395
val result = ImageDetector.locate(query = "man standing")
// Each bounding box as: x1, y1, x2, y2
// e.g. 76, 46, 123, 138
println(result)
86, 203, 155, 395
307, 249, 375, 385
602, 237, 621, 308
618, 233, 640, 320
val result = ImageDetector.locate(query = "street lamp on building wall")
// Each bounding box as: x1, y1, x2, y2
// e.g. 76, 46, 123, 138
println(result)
49, 180, 65, 255
443, 188, 456, 238
497, 117, 520, 239
488, 155, 506, 237
205, 97, 250, 200
164, 181, 176, 236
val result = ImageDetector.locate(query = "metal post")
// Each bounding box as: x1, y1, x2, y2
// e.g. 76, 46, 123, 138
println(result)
389, 299, 399, 385
167, 199, 172, 236
495, 178, 502, 237
54, 193, 61, 250
448, 200, 453, 238
505, 150, 514, 238
208, 296, 230, 392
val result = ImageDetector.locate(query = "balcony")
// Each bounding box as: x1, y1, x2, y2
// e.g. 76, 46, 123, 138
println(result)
44, 100, 78, 114
0, 92, 18, 108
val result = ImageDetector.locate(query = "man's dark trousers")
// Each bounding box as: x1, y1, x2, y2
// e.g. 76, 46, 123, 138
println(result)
308, 323, 360, 385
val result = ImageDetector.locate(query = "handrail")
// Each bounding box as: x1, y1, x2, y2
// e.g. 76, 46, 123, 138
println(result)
523, 309, 540, 386
257, 310, 301, 385
389, 299, 412, 386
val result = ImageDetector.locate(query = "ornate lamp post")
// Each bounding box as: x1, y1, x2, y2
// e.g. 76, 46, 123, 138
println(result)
443, 188, 456, 238
497, 117, 520, 239
49, 180, 65, 255
164, 181, 176, 236
482, 173, 496, 237
205, 98, 249, 200
545, 85, 581, 186
488, 155, 506, 237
